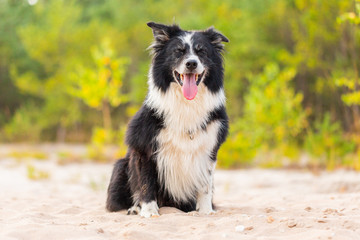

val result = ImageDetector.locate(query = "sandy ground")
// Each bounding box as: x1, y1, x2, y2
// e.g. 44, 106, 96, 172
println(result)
1, 145, 360, 240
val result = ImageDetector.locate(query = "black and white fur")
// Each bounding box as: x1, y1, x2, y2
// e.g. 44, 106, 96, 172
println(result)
106, 22, 229, 217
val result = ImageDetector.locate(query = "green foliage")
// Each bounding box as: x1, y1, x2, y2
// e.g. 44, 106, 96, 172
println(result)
69, 39, 129, 109
218, 63, 307, 168
87, 127, 112, 162
1, 0, 360, 169
8, 0, 92, 140
0, 1, 34, 123
2, 103, 42, 142
341, 91, 360, 106
27, 164, 50, 180
8, 151, 48, 161
241, 64, 307, 145
337, 0, 360, 25
218, 130, 256, 169
336, 0, 360, 107
57, 151, 85, 165
304, 114, 356, 169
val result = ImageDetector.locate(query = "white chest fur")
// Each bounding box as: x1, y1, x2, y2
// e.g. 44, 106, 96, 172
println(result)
145, 78, 225, 202
156, 120, 219, 202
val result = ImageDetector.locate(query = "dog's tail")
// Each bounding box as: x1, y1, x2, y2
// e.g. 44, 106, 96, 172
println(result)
106, 157, 132, 212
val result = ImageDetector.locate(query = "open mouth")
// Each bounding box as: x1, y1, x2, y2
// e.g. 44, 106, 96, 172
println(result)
174, 71, 205, 86
173, 71, 205, 100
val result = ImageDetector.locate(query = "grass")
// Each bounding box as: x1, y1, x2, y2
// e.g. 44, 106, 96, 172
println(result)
57, 151, 87, 165
8, 151, 48, 161
27, 164, 50, 180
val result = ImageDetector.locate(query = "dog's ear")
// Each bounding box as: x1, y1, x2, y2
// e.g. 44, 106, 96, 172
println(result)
203, 27, 229, 50
147, 22, 181, 43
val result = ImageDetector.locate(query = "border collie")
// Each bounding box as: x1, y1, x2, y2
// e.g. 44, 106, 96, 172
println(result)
106, 22, 229, 217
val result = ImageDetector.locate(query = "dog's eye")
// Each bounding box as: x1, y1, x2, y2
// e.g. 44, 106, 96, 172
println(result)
175, 48, 185, 53
175, 48, 185, 57
195, 46, 206, 55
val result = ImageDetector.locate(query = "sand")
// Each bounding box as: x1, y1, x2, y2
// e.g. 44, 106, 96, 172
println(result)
1, 145, 360, 240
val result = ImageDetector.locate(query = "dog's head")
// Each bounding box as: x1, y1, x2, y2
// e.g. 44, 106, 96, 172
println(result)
147, 22, 229, 100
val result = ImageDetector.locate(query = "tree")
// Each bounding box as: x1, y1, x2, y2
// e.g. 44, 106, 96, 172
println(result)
69, 39, 129, 142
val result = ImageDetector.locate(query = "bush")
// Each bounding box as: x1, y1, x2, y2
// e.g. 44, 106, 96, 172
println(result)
218, 63, 307, 168
2, 103, 42, 142
304, 114, 356, 169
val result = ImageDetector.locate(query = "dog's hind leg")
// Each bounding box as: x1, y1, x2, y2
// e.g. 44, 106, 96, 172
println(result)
106, 157, 133, 212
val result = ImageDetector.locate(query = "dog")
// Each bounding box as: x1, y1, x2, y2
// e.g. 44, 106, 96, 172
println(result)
106, 22, 229, 217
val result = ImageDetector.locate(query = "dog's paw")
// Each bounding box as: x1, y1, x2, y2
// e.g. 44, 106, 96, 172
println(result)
196, 192, 215, 215
139, 201, 159, 218
127, 205, 140, 215
198, 208, 216, 215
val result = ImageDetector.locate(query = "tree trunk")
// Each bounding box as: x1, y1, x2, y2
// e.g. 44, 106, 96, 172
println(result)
102, 100, 112, 142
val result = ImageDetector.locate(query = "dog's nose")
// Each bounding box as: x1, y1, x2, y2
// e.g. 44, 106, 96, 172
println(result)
185, 60, 198, 71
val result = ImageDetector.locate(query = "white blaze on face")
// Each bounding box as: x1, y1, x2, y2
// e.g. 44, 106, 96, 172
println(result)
177, 32, 205, 74
176, 32, 205, 100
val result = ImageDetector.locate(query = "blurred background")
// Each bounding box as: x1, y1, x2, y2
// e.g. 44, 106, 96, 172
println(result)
1, 0, 360, 170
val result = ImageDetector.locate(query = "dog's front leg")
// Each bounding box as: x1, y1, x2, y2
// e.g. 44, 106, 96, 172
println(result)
137, 154, 160, 218
196, 168, 215, 214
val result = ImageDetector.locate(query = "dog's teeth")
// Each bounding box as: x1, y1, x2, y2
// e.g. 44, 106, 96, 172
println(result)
180, 74, 184, 80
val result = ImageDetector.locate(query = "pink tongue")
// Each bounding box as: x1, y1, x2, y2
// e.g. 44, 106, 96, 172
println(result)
182, 74, 198, 100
